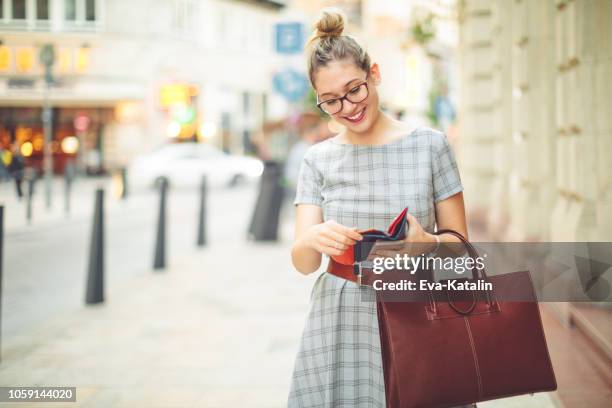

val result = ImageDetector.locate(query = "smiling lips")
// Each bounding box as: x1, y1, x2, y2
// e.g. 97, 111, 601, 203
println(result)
343, 107, 366, 124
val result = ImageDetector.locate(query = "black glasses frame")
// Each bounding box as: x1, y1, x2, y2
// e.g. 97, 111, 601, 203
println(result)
316, 77, 370, 115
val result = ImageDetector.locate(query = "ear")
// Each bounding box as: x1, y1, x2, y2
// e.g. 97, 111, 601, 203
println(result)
370, 63, 381, 85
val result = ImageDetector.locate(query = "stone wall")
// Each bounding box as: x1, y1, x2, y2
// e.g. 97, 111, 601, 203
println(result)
458, 0, 612, 241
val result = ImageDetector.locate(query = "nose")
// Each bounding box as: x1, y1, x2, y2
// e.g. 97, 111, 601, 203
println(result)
339, 99, 357, 116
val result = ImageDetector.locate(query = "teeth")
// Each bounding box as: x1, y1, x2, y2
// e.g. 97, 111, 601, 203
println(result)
347, 110, 364, 120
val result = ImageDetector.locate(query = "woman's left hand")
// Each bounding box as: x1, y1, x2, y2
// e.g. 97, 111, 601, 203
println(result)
368, 212, 436, 259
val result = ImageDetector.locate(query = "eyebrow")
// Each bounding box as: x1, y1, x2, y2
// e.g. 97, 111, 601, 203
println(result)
319, 78, 362, 98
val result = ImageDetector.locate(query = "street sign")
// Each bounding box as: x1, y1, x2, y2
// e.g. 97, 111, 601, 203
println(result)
275, 22, 304, 54
272, 69, 309, 102
74, 113, 91, 132
160, 84, 196, 108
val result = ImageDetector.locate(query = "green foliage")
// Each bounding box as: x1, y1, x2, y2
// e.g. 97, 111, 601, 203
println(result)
426, 87, 439, 127
304, 88, 327, 119
411, 12, 436, 46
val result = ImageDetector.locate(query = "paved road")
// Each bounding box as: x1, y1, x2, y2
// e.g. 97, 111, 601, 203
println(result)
2, 179, 266, 347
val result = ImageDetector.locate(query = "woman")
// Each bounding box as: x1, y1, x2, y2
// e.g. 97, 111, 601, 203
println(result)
288, 8, 469, 408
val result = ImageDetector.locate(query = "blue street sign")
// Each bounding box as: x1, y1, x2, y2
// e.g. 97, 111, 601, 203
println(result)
273, 69, 309, 102
275, 22, 304, 54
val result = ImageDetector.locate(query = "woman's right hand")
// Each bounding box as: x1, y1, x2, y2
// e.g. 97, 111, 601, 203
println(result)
303, 220, 363, 257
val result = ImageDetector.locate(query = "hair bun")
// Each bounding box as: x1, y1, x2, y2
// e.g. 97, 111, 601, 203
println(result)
314, 8, 345, 39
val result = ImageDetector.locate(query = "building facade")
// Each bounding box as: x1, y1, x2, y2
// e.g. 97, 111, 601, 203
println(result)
459, 3, 612, 404
458, 0, 612, 243
0, 0, 287, 174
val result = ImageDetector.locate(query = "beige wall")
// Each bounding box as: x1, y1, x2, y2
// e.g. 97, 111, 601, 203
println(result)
458, 0, 612, 241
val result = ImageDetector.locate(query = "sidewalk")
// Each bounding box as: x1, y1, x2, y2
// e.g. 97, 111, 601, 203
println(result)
0, 176, 138, 234
0, 221, 319, 407
0, 208, 557, 408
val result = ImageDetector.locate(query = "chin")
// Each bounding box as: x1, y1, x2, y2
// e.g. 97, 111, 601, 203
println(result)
348, 121, 371, 134
340, 106, 375, 133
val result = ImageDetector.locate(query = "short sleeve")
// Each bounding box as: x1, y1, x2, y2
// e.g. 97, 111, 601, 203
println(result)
432, 132, 463, 203
293, 152, 323, 206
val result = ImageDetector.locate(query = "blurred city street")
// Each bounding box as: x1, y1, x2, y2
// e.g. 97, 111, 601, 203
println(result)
0, 0, 610, 406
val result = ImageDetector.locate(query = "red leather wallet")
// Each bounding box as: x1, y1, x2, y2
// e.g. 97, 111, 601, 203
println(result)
331, 207, 408, 266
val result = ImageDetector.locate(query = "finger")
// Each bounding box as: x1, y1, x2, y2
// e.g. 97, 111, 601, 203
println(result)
329, 223, 363, 241
319, 236, 349, 251
322, 229, 357, 246
313, 241, 343, 257
320, 245, 344, 257
406, 212, 422, 227
344, 227, 364, 241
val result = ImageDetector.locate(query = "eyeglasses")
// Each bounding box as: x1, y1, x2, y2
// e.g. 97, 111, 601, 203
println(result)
316, 77, 369, 115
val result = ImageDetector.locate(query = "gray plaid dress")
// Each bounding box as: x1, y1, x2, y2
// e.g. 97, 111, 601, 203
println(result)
288, 127, 464, 407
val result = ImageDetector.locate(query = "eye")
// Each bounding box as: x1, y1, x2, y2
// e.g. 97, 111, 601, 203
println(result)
348, 85, 361, 94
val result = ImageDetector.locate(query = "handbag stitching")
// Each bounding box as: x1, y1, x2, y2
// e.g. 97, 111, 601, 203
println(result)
464, 317, 484, 399
427, 306, 498, 321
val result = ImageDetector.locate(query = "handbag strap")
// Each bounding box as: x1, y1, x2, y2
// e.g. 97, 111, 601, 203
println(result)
434, 229, 489, 280
429, 229, 495, 315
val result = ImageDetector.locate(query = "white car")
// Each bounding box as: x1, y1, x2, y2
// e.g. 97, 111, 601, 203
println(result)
128, 142, 264, 189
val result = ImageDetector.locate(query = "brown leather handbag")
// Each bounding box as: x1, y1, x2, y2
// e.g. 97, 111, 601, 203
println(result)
375, 230, 557, 408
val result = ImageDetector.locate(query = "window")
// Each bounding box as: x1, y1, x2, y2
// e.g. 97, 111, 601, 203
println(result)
37, 0, 49, 20
85, 0, 95, 21
12, 0, 26, 19
0, 0, 100, 30
173, 0, 197, 36
216, 9, 227, 44
65, 0, 98, 23
65, 0, 76, 20
1, 0, 55, 29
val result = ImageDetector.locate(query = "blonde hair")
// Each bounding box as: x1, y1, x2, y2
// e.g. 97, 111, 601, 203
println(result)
306, 8, 371, 88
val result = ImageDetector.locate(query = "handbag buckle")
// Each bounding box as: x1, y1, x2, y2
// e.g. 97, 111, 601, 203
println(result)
353, 260, 374, 286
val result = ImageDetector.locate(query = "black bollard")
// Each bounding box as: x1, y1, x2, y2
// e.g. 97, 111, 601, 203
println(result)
64, 178, 70, 215
64, 173, 71, 216
0, 205, 4, 361
26, 178, 34, 225
64, 161, 76, 215
85, 189, 105, 304
120, 167, 128, 200
248, 161, 284, 241
197, 175, 207, 247
153, 177, 168, 270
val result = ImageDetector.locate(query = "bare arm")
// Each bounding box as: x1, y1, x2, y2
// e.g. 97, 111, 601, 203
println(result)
434, 191, 468, 241
404, 191, 468, 247
428, 191, 468, 257
292, 205, 325, 274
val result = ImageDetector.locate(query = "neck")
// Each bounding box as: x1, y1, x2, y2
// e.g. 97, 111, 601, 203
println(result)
344, 110, 395, 145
